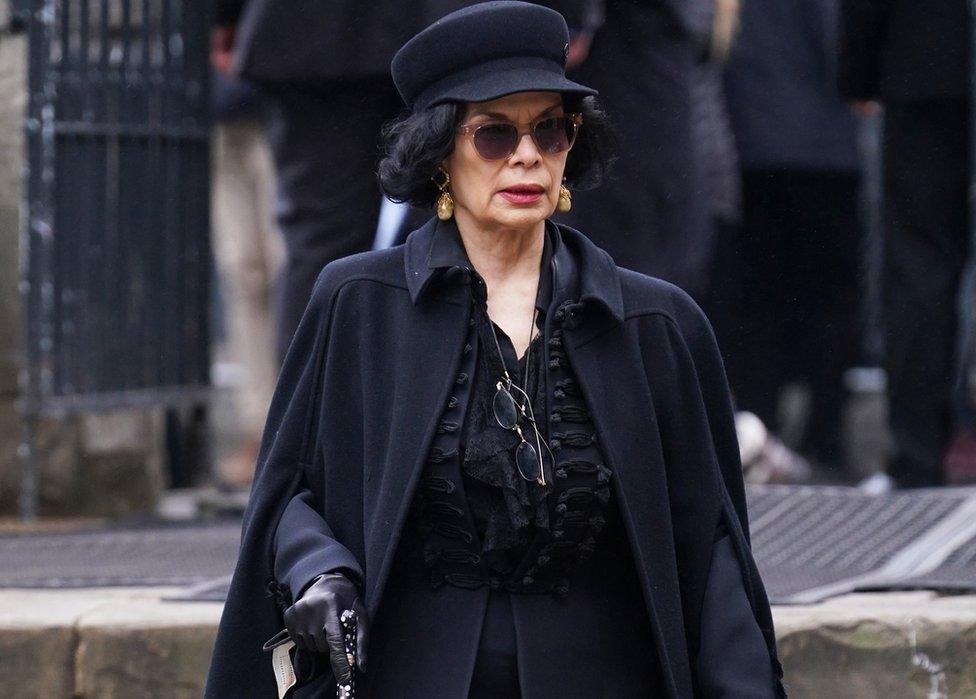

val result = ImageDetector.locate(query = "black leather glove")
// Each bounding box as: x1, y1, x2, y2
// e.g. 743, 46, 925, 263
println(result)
282, 572, 369, 686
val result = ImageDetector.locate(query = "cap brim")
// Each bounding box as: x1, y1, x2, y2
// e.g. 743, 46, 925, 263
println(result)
417, 67, 598, 111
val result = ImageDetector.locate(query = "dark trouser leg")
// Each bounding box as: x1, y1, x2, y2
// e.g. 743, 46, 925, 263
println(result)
557, 3, 709, 294
712, 170, 862, 469
782, 171, 862, 469
717, 170, 791, 430
882, 101, 970, 487
263, 78, 402, 361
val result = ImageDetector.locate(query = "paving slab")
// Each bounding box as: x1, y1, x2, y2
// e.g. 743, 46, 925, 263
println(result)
0, 587, 973, 698
775, 592, 976, 698
0, 588, 221, 699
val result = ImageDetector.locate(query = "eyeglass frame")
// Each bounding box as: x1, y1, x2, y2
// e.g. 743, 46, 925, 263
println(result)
493, 376, 554, 486
455, 112, 584, 161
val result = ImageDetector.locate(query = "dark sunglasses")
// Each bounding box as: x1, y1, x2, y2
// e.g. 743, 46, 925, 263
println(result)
457, 113, 583, 161
492, 378, 553, 486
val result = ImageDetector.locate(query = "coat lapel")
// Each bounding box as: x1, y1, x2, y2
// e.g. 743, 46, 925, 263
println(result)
364, 222, 473, 613
364, 290, 470, 613
564, 327, 693, 698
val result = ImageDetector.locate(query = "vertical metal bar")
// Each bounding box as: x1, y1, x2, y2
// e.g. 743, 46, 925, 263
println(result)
101, 0, 122, 393
19, 0, 56, 521
160, 0, 178, 386
195, 0, 213, 388
48, 0, 63, 395
51, 0, 67, 395
142, 0, 158, 389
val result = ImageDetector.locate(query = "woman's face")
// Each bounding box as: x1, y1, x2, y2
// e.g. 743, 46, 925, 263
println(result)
442, 91, 569, 233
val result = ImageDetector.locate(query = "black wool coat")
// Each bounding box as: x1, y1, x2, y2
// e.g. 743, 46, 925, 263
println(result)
837, 0, 969, 102
205, 216, 785, 698
213, 1, 597, 84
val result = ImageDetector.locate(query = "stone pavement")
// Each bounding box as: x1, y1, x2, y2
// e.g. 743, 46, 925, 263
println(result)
1, 586, 973, 698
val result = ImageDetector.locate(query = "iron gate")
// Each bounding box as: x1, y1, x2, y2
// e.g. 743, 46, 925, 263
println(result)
20, 0, 212, 517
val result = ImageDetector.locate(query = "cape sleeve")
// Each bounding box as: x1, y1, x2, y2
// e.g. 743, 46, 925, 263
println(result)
671, 290, 788, 697
205, 267, 340, 699
274, 486, 364, 601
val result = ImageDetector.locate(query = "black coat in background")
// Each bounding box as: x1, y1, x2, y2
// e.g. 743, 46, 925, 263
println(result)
204, 216, 785, 697
556, 0, 714, 297
838, 0, 969, 101
215, 0, 607, 82
216, 0, 472, 81
213, 0, 481, 360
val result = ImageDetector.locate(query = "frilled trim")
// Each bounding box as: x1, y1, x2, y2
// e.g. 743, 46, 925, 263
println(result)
460, 304, 549, 573
412, 286, 614, 599
508, 300, 613, 598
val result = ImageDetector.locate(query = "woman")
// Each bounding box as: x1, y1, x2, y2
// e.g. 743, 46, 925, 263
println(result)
206, 3, 785, 697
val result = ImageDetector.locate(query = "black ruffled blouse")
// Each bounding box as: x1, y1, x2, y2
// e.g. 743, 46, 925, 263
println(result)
411, 221, 612, 597
461, 269, 551, 580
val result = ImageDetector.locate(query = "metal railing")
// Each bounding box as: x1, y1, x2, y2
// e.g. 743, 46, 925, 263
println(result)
19, 0, 212, 519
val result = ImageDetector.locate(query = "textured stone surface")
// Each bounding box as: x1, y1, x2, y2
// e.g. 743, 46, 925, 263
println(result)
0, 588, 973, 697
0, 27, 26, 394
0, 25, 28, 516
73, 409, 167, 518
74, 589, 222, 699
0, 405, 165, 518
0, 627, 75, 698
74, 625, 218, 699
774, 592, 976, 698
0, 587, 222, 698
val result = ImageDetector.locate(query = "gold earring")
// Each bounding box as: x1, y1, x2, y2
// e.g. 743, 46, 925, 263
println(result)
557, 180, 572, 212
434, 168, 454, 220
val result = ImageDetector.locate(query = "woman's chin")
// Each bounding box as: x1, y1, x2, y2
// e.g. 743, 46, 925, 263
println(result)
486, 204, 552, 230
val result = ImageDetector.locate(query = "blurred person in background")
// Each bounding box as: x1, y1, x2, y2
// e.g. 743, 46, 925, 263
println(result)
209, 69, 283, 488
555, 0, 717, 297
839, 0, 973, 488
211, 0, 472, 361
696, 0, 815, 485
720, 0, 863, 480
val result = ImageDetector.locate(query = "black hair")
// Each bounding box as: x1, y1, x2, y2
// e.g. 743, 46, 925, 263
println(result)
377, 95, 617, 209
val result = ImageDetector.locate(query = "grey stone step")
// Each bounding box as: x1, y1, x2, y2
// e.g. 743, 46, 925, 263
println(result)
1, 587, 972, 698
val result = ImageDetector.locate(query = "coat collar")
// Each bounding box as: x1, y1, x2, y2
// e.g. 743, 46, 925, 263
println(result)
404, 215, 625, 325
417, 214, 554, 317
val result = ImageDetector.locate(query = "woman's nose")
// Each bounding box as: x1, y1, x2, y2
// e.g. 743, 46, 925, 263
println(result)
510, 132, 542, 165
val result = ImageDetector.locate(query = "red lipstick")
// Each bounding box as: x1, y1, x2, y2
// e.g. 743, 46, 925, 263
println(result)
499, 183, 545, 204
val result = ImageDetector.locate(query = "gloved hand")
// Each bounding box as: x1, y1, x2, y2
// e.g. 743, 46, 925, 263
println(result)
283, 572, 369, 686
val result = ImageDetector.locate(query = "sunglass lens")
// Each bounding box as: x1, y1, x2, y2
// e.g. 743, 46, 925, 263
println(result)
492, 385, 519, 429
515, 440, 542, 482
533, 117, 573, 154
473, 123, 518, 159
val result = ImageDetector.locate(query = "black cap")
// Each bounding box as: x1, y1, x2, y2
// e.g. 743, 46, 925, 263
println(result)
391, 1, 598, 112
